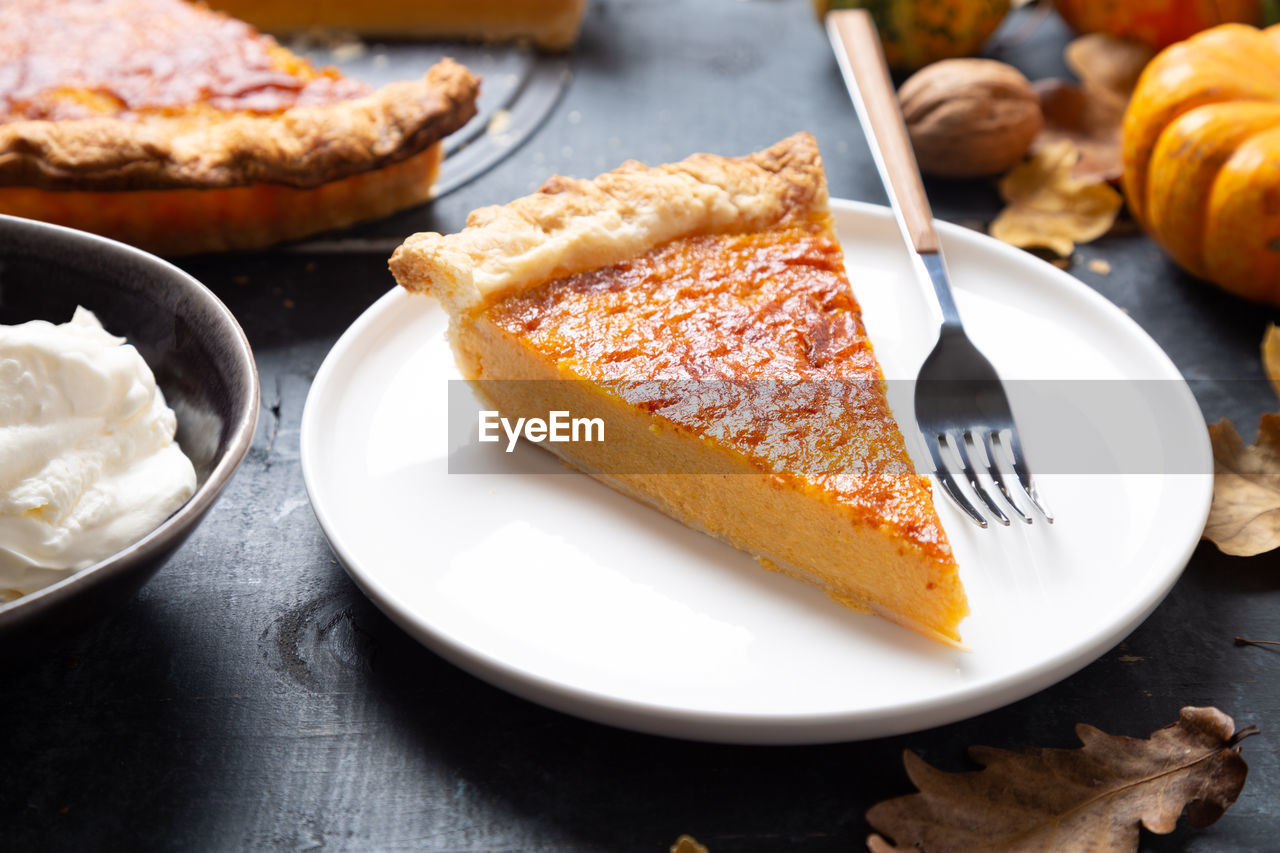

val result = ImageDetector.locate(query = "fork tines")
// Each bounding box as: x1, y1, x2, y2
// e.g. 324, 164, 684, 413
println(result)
925, 428, 1053, 529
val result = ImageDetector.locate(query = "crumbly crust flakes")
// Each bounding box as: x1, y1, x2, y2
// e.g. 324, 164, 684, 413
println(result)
389, 132, 829, 314
0, 59, 479, 191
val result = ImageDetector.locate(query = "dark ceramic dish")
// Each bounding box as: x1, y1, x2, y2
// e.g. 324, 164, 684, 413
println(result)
0, 215, 258, 654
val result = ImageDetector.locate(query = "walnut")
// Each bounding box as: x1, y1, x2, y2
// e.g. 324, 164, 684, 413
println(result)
898, 59, 1043, 179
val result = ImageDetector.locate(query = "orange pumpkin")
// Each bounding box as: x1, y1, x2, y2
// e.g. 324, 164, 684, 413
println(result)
1123, 23, 1280, 304
1055, 0, 1260, 50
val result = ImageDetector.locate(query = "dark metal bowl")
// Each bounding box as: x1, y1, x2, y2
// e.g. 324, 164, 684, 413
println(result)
0, 215, 258, 654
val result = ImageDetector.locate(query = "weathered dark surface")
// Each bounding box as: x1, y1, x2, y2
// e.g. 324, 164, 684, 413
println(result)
4, 2, 1278, 850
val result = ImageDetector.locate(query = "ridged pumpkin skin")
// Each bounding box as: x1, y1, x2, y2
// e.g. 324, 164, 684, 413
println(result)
1055, 0, 1259, 50
1123, 24, 1280, 304
819, 0, 1010, 70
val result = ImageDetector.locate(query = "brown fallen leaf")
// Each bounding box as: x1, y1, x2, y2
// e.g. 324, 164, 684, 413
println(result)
1065, 33, 1155, 103
1202, 325, 1280, 555
670, 836, 709, 853
1205, 414, 1280, 556
1262, 324, 1280, 400
989, 141, 1123, 256
867, 706, 1255, 853
1034, 79, 1124, 184
1032, 35, 1155, 183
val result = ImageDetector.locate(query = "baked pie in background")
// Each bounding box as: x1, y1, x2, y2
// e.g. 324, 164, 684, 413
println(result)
0, 0, 480, 254
208, 0, 588, 51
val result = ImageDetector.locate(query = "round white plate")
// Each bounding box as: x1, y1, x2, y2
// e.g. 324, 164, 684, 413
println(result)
300, 199, 1212, 744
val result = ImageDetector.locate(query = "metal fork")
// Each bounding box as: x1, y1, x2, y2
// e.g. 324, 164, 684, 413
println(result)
826, 10, 1052, 528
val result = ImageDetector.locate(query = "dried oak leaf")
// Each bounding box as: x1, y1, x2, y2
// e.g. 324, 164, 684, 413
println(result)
1065, 34, 1155, 103
1205, 413, 1280, 556
670, 836, 709, 853
989, 140, 1123, 256
1032, 34, 1155, 183
1034, 79, 1124, 185
1202, 325, 1280, 555
867, 706, 1255, 853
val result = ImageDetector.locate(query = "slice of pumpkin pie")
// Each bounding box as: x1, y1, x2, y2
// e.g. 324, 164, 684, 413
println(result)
390, 133, 968, 645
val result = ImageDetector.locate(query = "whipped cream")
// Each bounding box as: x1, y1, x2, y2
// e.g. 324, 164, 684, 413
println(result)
0, 307, 196, 601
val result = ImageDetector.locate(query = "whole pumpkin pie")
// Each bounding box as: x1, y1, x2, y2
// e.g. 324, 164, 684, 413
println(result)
0, 0, 479, 255
390, 133, 968, 645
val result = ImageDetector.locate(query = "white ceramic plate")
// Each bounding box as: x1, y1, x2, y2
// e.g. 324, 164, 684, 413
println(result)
300, 200, 1212, 744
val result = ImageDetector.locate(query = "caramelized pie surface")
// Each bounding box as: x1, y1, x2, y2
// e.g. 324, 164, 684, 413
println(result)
488, 215, 951, 557
3, 0, 368, 122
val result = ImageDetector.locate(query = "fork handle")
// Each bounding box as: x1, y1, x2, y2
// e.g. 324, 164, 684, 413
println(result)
826, 10, 939, 255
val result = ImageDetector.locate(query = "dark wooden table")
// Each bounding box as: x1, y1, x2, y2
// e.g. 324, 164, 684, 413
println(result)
6, 2, 1278, 849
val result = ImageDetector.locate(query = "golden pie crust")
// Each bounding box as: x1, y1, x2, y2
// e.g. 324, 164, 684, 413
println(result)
393, 131, 826, 314
0, 0, 480, 253
391, 134, 969, 645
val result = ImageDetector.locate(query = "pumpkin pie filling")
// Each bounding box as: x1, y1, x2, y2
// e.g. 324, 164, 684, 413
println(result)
484, 220, 951, 556
392, 133, 968, 644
